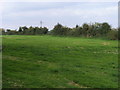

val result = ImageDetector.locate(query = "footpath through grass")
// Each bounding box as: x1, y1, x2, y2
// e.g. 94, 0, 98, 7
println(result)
2, 35, 118, 88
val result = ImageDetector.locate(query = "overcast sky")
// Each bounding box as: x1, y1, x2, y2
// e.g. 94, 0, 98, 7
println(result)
0, 0, 118, 30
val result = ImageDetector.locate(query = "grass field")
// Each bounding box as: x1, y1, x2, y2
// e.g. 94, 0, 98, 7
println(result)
2, 35, 118, 88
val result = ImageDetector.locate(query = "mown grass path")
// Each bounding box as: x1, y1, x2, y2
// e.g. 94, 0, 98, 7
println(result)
2, 35, 118, 88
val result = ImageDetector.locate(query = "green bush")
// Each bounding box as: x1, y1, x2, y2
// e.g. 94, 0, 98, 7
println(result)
107, 30, 118, 40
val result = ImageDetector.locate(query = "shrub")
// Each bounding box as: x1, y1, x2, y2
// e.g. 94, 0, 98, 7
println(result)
107, 30, 118, 40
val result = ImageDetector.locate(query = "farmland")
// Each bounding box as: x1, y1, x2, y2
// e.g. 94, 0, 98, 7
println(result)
2, 35, 118, 88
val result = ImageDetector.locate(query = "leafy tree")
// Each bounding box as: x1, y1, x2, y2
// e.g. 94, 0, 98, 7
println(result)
52, 23, 71, 36
101, 22, 111, 35
82, 23, 89, 37
22, 26, 28, 34
87, 25, 94, 37
107, 30, 118, 40
52, 23, 63, 35
7, 29, 11, 32
76, 25, 79, 28
18, 27, 22, 32
42, 27, 48, 34
0, 28, 5, 35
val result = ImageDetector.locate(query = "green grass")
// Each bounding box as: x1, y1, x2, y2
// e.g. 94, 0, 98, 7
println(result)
2, 35, 118, 88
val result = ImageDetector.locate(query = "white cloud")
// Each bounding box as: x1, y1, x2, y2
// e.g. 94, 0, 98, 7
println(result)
1, 2, 118, 29
0, 0, 119, 2
4, 4, 117, 18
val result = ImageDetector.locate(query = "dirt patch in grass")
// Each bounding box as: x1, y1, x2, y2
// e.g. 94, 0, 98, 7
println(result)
3, 78, 24, 88
3, 55, 25, 61
93, 50, 118, 54
64, 77, 88, 88
80, 47, 84, 49
102, 42, 110, 46
68, 81, 88, 88
3, 55, 19, 61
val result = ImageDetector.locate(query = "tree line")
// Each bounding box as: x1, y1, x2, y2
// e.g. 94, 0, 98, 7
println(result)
1, 22, 120, 40
2, 26, 48, 35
